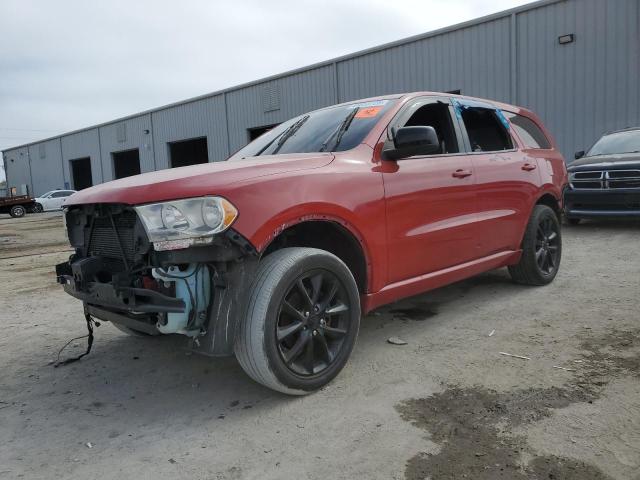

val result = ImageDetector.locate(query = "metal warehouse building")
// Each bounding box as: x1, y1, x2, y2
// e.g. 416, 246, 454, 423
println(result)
3, 0, 639, 196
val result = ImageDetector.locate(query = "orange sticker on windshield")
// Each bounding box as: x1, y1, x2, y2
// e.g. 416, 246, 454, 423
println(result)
355, 106, 382, 118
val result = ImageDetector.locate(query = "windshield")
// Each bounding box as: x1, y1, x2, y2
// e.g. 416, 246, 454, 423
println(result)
232, 99, 396, 159
587, 130, 640, 156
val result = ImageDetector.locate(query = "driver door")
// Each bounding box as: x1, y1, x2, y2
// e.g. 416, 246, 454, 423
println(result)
382, 97, 480, 284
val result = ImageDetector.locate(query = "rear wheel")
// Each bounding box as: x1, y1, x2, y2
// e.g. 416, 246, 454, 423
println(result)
509, 205, 562, 285
235, 247, 361, 395
9, 205, 26, 218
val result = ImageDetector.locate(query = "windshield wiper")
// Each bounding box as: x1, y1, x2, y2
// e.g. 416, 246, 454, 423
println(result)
319, 107, 359, 152
254, 115, 310, 156
271, 115, 310, 155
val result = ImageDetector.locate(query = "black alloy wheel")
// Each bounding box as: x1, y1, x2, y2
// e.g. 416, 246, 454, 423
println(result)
276, 269, 351, 376
235, 247, 361, 395
535, 216, 560, 275
509, 204, 562, 285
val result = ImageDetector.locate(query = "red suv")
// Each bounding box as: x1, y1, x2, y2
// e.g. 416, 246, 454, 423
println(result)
57, 92, 567, 394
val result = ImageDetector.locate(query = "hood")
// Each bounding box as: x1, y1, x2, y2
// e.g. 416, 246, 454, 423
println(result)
568, 152, 640, 170
66, 153, 333, 206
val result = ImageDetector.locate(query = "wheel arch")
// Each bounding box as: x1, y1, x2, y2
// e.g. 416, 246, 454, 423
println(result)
535, 191, 562, 221
261, 218, 370, 294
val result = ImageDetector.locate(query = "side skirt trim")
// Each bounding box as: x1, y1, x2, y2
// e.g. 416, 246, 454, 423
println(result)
362, 250, 521, 313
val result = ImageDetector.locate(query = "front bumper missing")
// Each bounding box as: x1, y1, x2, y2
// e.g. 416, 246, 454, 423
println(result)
85, 304, 160, 335
56, 261, 185, 313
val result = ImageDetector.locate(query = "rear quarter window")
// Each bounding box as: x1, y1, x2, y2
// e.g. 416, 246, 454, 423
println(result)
505, 112, 551, 149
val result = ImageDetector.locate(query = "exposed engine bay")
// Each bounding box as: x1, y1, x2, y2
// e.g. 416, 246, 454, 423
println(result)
56, 203, 257, 355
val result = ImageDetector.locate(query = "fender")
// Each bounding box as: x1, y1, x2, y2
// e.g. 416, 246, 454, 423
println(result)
244, 204, 380, 292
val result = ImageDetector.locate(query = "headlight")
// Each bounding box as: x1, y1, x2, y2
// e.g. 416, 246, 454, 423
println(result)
135, 196, 238, 251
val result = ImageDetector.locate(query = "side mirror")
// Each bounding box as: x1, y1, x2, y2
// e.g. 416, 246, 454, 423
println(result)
383, 126, 440, 160
575, 150, 585, 159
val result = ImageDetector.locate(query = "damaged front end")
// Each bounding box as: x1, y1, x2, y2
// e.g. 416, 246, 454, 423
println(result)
56, 202, 257, 355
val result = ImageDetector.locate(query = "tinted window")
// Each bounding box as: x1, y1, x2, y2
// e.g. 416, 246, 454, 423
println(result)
505, 112, 551, 149
587, 130, 640, 156
232, 100, 396, 159
51, 191, 68, 198
460, 107, 513, 152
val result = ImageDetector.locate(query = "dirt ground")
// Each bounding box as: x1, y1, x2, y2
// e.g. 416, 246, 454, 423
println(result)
0, 212, 639, 480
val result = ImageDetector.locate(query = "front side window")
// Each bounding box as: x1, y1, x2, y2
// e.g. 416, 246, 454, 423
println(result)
504, 112, 551, 149
460, 107, 513, 152
232, 99, 397, 159
398, 102, 459, 154
587, 130, 640, 156
51, 191, 68, 198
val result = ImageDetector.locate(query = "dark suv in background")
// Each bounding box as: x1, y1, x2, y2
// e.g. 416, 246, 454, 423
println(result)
565, 127, 640, 224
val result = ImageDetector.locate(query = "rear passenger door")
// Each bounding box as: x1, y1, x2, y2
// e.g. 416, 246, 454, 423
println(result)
454, 100, 541, 256
382, 97, 481, 283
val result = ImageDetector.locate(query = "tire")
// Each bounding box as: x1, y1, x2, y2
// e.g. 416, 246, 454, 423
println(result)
32, 203, 44, 213
112, 322, 151, 337
235, 247, 361, 395
509, 205, 562, 286
9, 205, 26, 218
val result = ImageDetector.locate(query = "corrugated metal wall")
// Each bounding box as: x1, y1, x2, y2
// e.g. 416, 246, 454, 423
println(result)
3, 0, 639, 196
99, 114, 154, 181
27, 140, 65, 195
152, 95, 229, 168
61, 128, 103, 188
226, 65, 337, 152
337, 16, 512, 103
516, 0, 640, 158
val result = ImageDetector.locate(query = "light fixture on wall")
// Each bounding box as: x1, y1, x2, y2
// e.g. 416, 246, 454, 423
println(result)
558, 34, 575, 45
143, 129, 150, 134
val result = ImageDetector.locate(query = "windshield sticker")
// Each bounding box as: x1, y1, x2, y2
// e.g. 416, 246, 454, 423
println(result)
355, 106, 383, 118
350, 100, 388, 109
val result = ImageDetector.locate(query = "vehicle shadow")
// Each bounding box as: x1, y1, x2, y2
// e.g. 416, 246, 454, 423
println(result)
22, 268, 524, 439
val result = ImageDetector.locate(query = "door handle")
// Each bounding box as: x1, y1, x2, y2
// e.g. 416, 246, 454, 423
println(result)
522, 163, 537, 171
452, 169, 472, 178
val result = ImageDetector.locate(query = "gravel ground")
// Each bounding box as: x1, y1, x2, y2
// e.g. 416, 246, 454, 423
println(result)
0, 213, 639, 480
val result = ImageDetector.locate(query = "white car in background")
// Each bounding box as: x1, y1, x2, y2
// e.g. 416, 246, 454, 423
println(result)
33, 190, 76, 212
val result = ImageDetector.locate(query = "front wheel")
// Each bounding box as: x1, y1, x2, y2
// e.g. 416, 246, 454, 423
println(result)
32, 203, 44, 213
509, 205, 562, 285
9, 205, 26, 218
235, 247, 361, 395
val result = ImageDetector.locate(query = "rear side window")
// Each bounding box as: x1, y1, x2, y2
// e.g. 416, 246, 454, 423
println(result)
460, 107, 513, 152
505, 112, 551, 149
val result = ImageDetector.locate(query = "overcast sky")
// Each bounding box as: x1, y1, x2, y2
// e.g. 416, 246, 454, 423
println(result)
0, 0, 532, 181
